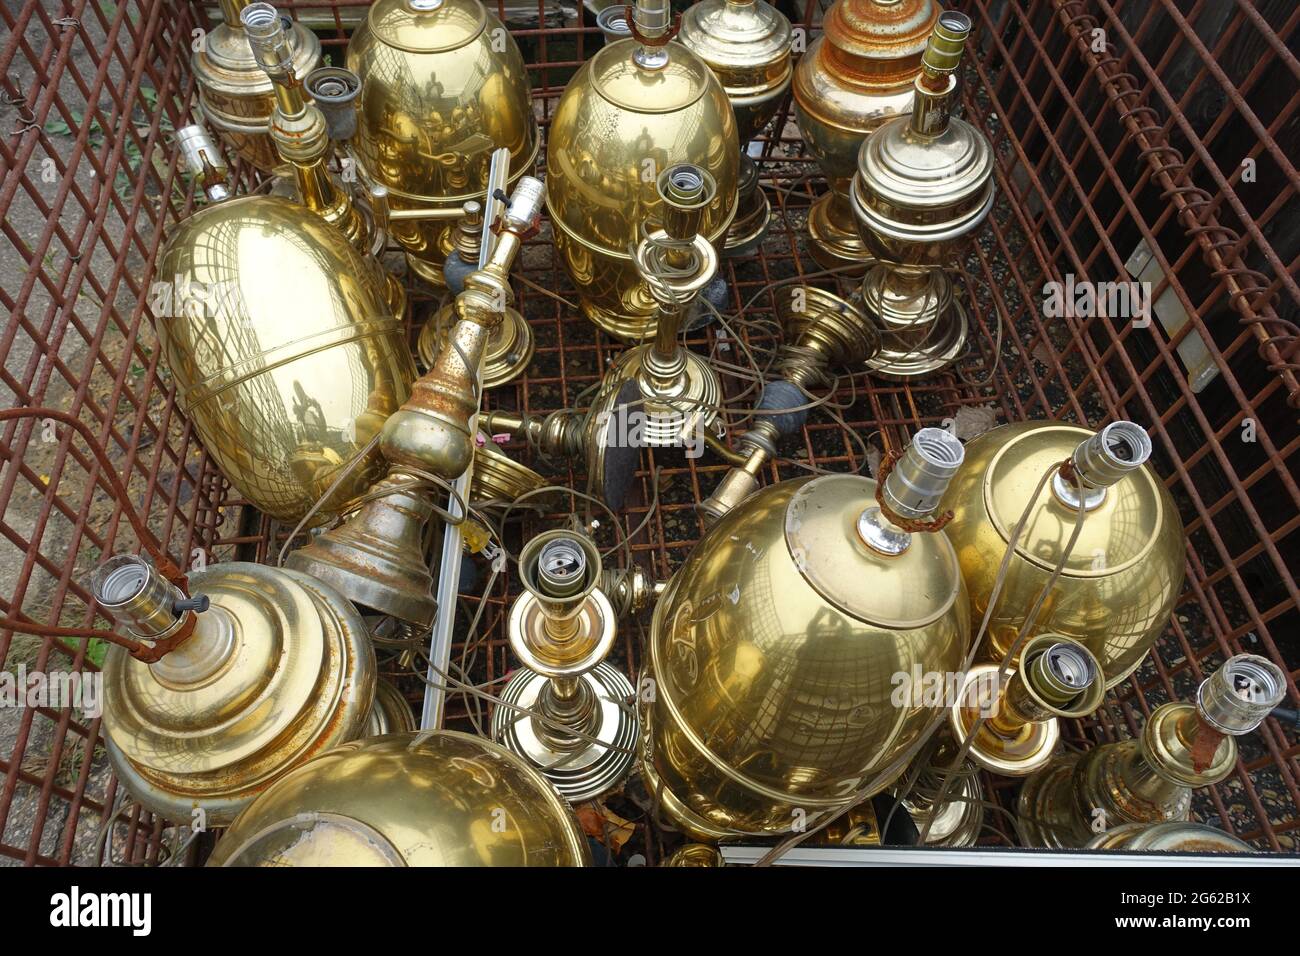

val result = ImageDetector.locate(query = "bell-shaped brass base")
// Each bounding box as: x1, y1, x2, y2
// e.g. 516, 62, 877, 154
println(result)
724, 156, 771, 258
492, 662, 638, 803
950, 664, 1060, 777
806, 192, 874, 275
417, 303, 534, 389
285, 476, 438, 628
775, 285, 881, 369
471, 442, 546, 506
860, 266, 968, 380
405, 251, 447, 290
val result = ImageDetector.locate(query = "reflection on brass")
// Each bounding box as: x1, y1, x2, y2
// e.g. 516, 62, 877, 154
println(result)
940, 421, 1185, 688
287, 177, 546, 625
347, 0, 539, 287
96, 557, 376, 826
1086, 822, 1255, 854
678, 0, 791, 256
206, 731, 591, 866
850, 12, 992, 379
640, 433, 970, 840
364, 678, 418, 736
492, 531, 637, 802
546, 0, 739, 340
699, 285, 880, 524
664, 843, 724, 866
154, 194, 415, 524
194, 0, 321, 172
417, 298, 534, 388
793, 0, 938, 272
950, 634, 1103, 777
1018, 655, 1284, 848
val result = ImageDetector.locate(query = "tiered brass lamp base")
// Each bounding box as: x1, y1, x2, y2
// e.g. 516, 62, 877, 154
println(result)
493, 661, 637, 803
807, 194, 874, 274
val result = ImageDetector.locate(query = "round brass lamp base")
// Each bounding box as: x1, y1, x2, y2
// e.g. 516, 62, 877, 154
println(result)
417, 304, 534, 388
949, 663, 1061, 777
404, 252, 447, 290
864, 299, 968, 381
901, 771, 985, 847
723, 184, 771, 258
493, 662, 638, 803
806, 194, 873, 275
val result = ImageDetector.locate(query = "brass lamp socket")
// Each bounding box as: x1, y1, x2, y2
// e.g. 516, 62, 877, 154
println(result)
1196, 654, 1285, 736
659, 164, 716, 243
950, 634, 1103, 777
241, 3, 296, 83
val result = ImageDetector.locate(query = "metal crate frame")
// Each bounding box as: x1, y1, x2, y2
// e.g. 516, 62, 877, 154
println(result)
0, 0, 1295, 866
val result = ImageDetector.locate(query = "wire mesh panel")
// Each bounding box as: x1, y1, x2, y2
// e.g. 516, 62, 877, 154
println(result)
0, 0, 1295, 866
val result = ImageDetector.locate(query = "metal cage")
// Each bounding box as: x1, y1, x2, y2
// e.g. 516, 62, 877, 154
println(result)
0, 0, 1296, 865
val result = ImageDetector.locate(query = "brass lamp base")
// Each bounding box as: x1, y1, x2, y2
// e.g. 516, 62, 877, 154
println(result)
493, 661, 637, 803
902, 772, 984, 847
404, 251, 447, 290
806, 193, 873, 275
723, 156, 772, 258
582, 297, 660, 344
950, 663, 1061, 777
471, 442, 546, 506
1015, 752, 1086, 848
638, 742, 740, 844
591, 347, 724, 449
417, 303, 534, 388
861, 286, 968, 381
285, 477, 438, 628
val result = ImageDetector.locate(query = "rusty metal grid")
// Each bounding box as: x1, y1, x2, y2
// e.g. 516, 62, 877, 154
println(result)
0, 0, 1295, 866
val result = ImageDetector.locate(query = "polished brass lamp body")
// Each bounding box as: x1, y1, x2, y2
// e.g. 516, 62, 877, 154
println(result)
850, 11, 993, 379
678, 0, 792, 256
95, 555, 375, 826
346, 0, 539, 287
640, 429, 971, 840
940, 420, 1185, 688
154, 188, 415, 524
492, 531, 638, 802
207, 731, 591, 866
546, 0, 739, 340
1018, 654, 1285, 848
793, 0, 938, 273
193, 0, 321, 172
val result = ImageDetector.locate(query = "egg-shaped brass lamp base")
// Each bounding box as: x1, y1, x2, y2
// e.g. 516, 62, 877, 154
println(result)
417, 302, 534, 388
493, 661, 638, 803
206, 731, 591, 866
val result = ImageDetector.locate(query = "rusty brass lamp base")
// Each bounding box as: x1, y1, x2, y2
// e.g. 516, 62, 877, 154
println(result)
806, 193, 873, 275
417, 302, 534, 388
493, 661, 637, 803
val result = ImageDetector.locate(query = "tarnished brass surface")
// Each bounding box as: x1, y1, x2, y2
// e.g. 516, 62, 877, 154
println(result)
207, 731, 591, 866
640, 473, 970, 838
103, 563, 376, 826
194, 0, 321, 171
1017, 654, 1282, 848
546, 36, 738, 340
941, 422, 1184, 687
793, 0, 938, 271
1086, 822, 1255, 853
154, 195, 415, 524
678, 0, 792, 140
347, 0, 539, 285
417, 300, 534, 388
